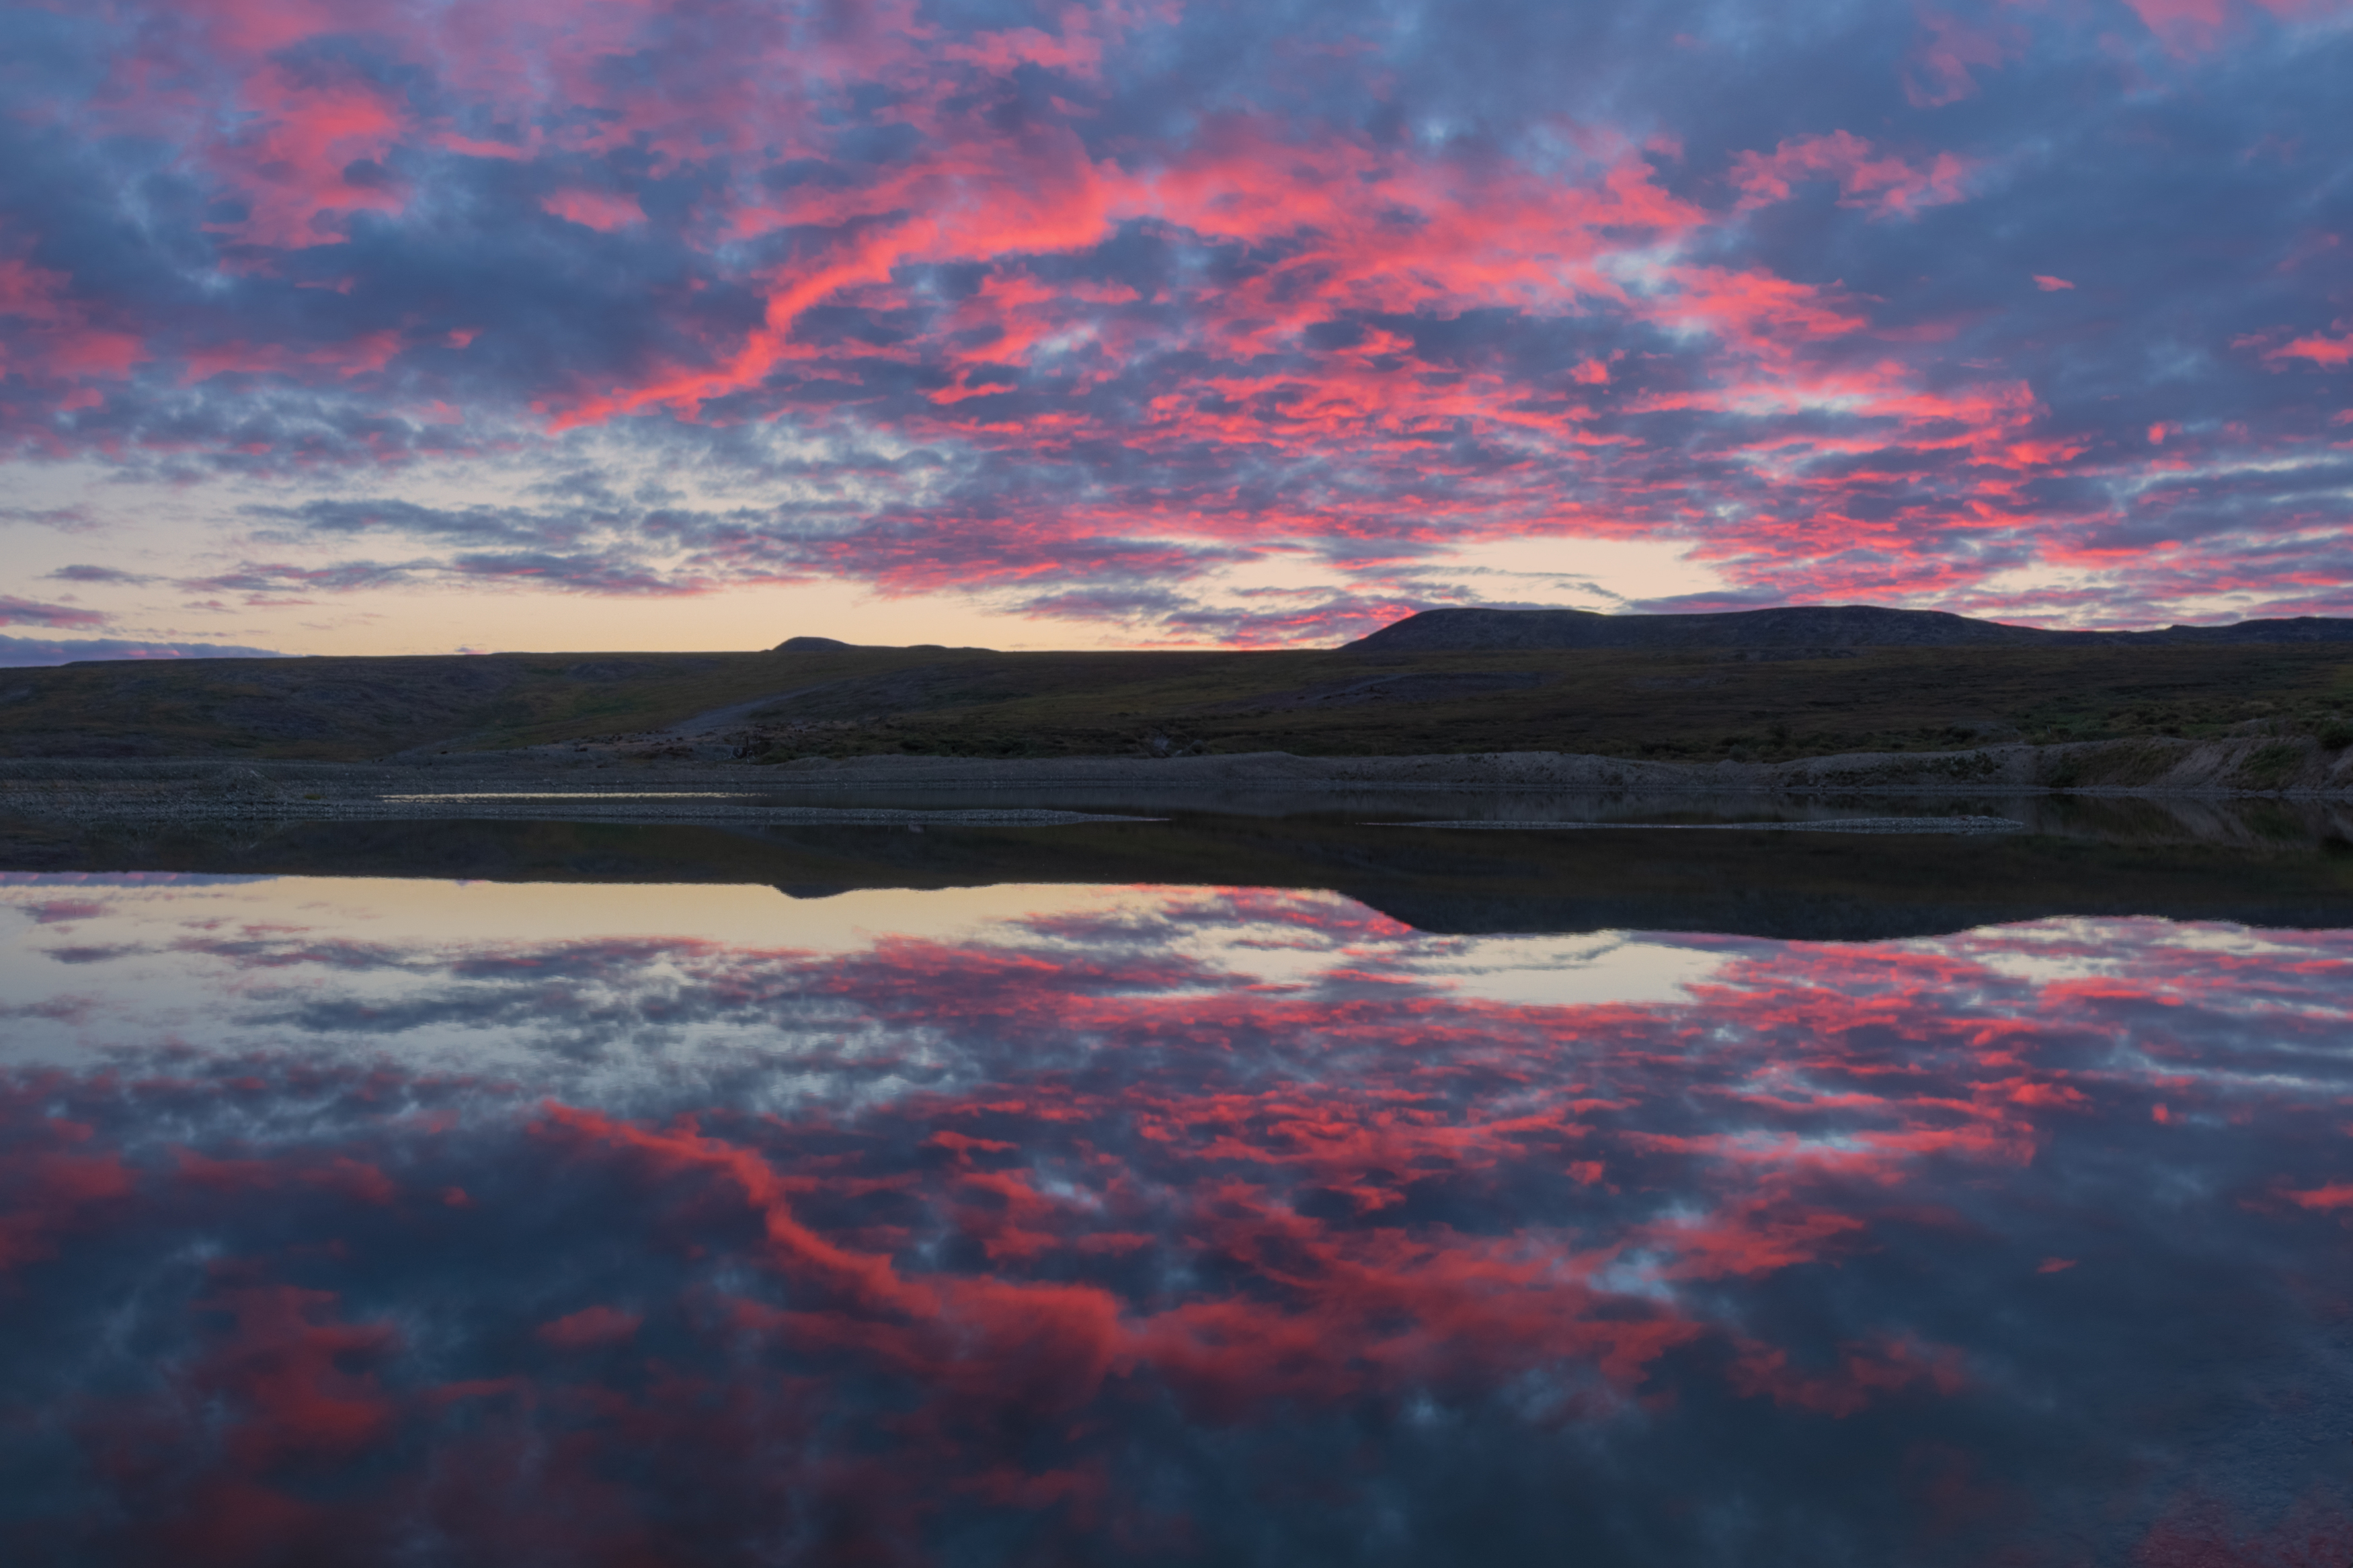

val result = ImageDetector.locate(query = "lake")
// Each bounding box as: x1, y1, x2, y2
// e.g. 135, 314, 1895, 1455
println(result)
3, 803, 2351, 1564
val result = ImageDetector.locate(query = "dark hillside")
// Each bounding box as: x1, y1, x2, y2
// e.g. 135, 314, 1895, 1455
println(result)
3, 639, 2350, 764
808, 645, 2352, 765
1349, 605, 2353, 653
0, 652, 761, 759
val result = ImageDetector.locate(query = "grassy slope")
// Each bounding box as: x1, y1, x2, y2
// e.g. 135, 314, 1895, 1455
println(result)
1, 643, 2350, 762
0, 651, 803, 759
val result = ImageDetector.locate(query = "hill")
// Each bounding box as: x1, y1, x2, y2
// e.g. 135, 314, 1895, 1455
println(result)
0, 632, 2349, 765
1348, 604, 2353, 653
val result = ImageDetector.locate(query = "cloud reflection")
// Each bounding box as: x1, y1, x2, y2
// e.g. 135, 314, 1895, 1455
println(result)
1, 874, 2350, 1562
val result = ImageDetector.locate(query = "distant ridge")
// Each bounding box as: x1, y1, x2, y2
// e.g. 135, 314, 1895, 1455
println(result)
1347, 605, 2353, 653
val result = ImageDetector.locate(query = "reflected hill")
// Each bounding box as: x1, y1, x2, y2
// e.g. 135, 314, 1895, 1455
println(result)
7, 796, 2352, 942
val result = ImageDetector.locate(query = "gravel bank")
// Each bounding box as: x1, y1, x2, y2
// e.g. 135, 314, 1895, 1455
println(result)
2, 733, 2350, 824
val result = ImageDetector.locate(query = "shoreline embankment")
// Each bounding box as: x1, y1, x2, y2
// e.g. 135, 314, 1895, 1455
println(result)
1, 733, 2350, 823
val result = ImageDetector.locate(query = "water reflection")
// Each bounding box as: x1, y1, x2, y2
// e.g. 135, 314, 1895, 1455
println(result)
3, 866, 2351, 1563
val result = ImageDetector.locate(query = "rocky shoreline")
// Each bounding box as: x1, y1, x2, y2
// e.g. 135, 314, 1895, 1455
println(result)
1, 732, 2349, 824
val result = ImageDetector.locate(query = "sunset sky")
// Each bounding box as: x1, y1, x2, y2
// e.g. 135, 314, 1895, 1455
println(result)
1, 0, 2348, 662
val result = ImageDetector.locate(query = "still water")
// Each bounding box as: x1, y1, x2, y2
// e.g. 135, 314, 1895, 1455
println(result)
3, 812, 2352, 1564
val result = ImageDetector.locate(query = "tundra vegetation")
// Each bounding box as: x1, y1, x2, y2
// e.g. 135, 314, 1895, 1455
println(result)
1, 643, 2349, 766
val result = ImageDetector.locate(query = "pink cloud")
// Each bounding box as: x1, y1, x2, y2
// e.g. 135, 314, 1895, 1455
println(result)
2122, 0, 2329, 54
2270, 331, 2353, 367
2122, 0, 2244, 54
2284, 1182, 2353, 1211
543, 190, 647, 231
1731, 130, 1977, 219
182, 331, 405, 383
0, 259, 146, 380
1903, 7, 2022, 107
536, 1304, 644, 1348
0, 596, 110, 630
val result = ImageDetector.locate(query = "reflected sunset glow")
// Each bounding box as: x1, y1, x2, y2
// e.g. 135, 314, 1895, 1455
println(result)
3, 872, 2350, 1561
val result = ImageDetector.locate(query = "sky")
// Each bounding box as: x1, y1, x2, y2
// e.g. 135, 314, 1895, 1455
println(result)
0, 0, 2348, 662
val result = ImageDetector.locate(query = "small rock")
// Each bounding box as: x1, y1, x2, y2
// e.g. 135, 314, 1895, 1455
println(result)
210, 767, 281, 798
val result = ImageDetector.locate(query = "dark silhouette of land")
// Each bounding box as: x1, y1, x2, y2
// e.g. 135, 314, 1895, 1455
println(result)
1349, 604, 2353, 653
7, 804, 2352, 942
0, 606, 2346, 771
